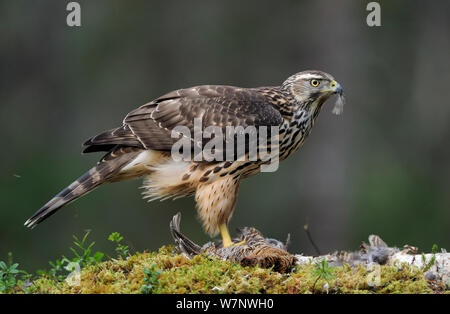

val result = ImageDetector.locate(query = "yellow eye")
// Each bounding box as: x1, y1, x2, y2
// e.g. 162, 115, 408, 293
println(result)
310, 79, 320, 87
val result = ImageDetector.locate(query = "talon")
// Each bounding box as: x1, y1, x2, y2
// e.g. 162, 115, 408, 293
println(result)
224, 239, 247, 248
232, 239, 246, 246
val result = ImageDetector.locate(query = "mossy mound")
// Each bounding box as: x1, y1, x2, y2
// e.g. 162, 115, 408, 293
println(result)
8, 246, 449, 294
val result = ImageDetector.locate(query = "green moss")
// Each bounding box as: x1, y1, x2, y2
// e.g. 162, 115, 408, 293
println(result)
7, 246, 449, 294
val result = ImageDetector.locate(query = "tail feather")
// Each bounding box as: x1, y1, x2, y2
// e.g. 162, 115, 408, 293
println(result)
82, 125, 143, 153
25, 147, 142, 228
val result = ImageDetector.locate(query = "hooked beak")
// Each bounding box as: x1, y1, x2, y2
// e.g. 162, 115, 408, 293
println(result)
330, 80, 343, 95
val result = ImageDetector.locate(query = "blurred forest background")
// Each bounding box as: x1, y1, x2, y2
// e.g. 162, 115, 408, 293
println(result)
1, 0, 449, 272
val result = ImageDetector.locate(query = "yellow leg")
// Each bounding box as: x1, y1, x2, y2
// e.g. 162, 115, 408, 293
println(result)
219, 223, 233, 248
219, 223, 246, 247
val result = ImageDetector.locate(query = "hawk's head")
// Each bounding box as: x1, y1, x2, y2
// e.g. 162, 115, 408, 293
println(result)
282, 70, 344, 114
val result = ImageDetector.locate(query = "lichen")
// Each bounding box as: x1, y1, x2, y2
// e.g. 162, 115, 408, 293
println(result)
7, 246, 449, 294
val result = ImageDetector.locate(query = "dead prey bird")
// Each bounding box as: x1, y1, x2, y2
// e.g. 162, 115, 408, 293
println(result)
24, 70, 344, 248
170, 213, 296, 273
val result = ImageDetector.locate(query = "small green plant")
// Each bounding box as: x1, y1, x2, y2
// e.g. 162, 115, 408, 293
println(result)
68, 231, 105, 268
141, 264, 162, 294
0, 252, 25, 293
38, 231, 104, 281
422, 244, 439, 272
108, 232, 129, 258
312, 259, 334, 292
37, 257, 69, 281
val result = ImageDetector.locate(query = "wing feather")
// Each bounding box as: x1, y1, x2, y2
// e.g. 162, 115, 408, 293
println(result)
83, 85, 283, 155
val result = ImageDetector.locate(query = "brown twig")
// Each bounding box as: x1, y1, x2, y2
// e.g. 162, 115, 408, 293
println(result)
304, 222, 321, 256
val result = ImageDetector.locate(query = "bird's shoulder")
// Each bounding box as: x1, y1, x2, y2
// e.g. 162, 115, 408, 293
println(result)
84, 85, 289, 153
124, 85, 286, 129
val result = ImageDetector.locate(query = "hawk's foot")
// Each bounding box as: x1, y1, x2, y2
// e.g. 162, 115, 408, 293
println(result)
231, 239, 246, 246
219, 223, 234, 248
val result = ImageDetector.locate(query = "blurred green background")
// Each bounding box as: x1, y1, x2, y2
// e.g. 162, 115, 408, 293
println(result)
1, 0, 449, 272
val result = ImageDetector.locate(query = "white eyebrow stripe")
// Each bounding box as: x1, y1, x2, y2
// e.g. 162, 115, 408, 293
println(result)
296, 73, 324, 80
298, 73, 326, 80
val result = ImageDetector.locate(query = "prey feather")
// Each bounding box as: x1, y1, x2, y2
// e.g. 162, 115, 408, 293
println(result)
332, 93, 345, 115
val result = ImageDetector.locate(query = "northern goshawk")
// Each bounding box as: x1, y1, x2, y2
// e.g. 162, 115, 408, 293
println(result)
25, 70, 344, 247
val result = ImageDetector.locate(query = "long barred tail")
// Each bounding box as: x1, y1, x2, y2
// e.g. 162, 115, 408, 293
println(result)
24, 147, 142, 228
